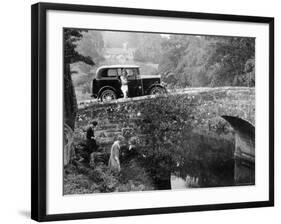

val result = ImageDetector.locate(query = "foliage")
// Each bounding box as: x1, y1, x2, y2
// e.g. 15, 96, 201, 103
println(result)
63, 28, 95, 129
64, 29, 95, 65
206, 37, 255, 86
75, 31, 105, 64
67, 29, 255, 92
243, 58, 255, 87
131, 33, 163, 63
88, 164, 119, 192
117, 160, 154, 192
63, 163, 119, 194
134, 96, 194, 182
158, 35, 255, 88
64, 160, 154, 194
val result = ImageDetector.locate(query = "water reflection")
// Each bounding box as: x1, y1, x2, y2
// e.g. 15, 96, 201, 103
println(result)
170, 156, 235, 189
171, 174, 199, 189
169, 132, 236, 189
171, 175, 186, 189
152, 132, 254, 190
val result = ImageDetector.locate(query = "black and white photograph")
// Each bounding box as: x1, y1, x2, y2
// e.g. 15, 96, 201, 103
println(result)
63, 28, 255, 195
29, 1, 274, 222
0, 0, 278, 223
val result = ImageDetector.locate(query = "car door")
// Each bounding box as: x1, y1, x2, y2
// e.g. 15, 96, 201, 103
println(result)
126, 68, 142, 97
99, 68, 122, 95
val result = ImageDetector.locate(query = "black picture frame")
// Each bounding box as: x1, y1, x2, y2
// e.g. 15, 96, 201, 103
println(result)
31, 2, 274, 222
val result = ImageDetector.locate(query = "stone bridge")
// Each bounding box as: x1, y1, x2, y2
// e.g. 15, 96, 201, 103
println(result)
75, 87, 255, 185
77, 87, 254, 139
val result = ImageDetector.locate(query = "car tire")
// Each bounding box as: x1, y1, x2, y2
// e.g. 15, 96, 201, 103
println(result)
100, 89, 117, 102
149, 86, 166, 95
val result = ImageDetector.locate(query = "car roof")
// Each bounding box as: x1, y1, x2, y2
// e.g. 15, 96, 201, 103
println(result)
95, 65, 140, 78
97, 65, 140, 70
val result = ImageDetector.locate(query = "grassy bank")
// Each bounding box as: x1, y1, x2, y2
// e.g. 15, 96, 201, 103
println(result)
64, 158, 154, 195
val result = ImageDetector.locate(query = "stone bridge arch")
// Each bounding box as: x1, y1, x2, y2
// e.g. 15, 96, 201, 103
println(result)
221, 115, 255, 185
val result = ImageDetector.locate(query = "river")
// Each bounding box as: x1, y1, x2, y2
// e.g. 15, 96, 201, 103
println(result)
161, 132, 237, 189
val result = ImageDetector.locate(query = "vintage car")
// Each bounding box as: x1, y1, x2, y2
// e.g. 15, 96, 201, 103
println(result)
91, 65, 167, 101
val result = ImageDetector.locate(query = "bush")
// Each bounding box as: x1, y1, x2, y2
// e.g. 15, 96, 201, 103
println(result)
134, 96, 194, 182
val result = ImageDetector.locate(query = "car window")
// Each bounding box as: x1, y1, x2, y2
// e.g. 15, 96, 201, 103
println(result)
106, 69, 118, 78
126, 68, 139, 80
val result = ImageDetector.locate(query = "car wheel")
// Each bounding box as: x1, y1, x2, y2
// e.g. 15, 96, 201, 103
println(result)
100, 89, 117, 102
149, 86, 166, 95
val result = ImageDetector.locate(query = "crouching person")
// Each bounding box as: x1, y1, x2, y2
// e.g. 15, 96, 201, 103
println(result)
108, 135, 126, 173
120, 136, 139, 164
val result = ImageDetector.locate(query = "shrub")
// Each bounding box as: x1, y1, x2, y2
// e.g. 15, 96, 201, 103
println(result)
134, 96, 194, 182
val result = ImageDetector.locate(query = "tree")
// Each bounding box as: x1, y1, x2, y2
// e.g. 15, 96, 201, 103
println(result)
158, 35, 255, 88
206, 37, 255, 86
75, 31, 105, 64
136, 96, 192, 189
159, 35, 203, 87
243, 58, 255, 86
63, 28, 94, 129
131, 34, 163, 63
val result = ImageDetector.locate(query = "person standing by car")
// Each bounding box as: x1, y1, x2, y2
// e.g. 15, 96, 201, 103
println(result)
120, 69, 128, 98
